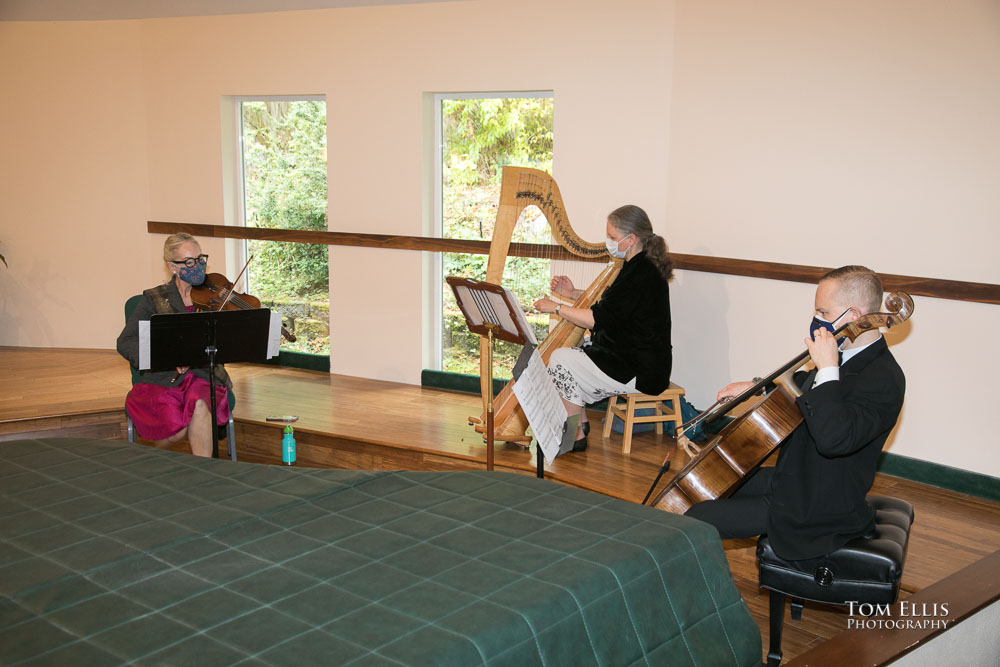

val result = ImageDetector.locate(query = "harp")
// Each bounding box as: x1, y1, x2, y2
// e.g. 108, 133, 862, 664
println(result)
471, 166, 622, 443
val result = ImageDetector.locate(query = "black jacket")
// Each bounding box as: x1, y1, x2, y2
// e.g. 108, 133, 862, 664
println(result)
116, 281, 232, 389
584, 251, 672, 394
768, 337, 905, 560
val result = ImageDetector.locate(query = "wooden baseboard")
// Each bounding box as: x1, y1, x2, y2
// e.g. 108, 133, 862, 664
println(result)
234, 421, 487, 472
0, 410, 126, 443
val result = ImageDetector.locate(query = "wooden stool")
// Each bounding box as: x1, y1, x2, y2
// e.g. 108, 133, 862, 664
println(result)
602, 382, 685, 454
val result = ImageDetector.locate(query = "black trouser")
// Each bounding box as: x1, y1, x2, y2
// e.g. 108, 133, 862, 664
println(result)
684, 467, 775, 539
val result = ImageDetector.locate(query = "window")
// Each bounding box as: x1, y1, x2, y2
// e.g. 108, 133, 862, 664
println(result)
236, 97, 329, 355
434, 93, 554, 377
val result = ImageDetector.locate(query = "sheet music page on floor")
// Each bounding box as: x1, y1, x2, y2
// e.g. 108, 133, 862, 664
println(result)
513, 349, 567, 463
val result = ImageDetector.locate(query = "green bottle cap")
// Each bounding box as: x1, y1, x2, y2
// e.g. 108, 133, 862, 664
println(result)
283, 424, 294, 434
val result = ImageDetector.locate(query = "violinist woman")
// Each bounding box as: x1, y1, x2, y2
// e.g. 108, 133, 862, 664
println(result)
116, 233, 232, 458
533, 205, 673, 452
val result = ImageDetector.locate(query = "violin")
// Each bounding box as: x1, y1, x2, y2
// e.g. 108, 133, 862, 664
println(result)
646, 292, 914, 513
190, 273, 297, 342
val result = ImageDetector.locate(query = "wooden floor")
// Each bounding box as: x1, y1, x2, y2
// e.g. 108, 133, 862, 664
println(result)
3, 346, 999, 664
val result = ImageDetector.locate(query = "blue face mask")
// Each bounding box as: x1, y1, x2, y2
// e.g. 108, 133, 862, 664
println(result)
809, 308, 851, 345
177, 263, 206, 286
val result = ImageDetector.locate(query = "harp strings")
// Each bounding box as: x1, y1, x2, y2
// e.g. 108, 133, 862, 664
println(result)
504, 203, 547, 311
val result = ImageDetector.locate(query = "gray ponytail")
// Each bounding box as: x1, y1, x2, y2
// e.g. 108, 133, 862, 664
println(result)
607, 205, 673, 280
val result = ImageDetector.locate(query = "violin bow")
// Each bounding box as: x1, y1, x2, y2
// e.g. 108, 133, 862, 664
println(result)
217, 255, 253, 310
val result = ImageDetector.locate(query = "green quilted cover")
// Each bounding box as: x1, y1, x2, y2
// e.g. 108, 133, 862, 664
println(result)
0, 438, 760, 665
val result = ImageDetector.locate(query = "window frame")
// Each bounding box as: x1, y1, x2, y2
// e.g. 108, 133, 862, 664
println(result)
430, 91, 553, 371
231, 95, 327, 283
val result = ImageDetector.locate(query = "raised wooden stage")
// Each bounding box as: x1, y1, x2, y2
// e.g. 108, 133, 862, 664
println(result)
3, 346, 999, 664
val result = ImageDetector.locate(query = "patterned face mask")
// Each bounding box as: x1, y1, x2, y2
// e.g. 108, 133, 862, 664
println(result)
176, 262, 206, 286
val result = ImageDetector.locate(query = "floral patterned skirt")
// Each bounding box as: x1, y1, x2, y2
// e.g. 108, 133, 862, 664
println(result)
546, 347, 637, 406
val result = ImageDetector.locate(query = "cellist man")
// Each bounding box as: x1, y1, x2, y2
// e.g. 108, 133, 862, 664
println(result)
685, 265, 905, 560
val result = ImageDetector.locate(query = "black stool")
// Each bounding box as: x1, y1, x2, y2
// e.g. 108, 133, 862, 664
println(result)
756, 495, 914, 666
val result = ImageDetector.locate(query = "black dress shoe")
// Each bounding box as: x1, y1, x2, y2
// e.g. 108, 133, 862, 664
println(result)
582, 421, 590, 437
572, 436, 588, 452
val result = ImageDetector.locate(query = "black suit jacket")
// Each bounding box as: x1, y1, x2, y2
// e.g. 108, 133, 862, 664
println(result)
767, 336, 905, 560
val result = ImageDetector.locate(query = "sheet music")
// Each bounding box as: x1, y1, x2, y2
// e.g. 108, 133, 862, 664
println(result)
138, 320, 150, 370
453, 285, 482, 326
504, 286, 537, 345
513, 350, 567, 463
453, 284, 537, 346
267, 311, 281, 359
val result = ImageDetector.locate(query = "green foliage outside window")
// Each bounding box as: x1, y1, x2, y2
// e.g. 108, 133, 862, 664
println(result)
441, 97, 554, 377
236, 97, 555, 366
242, 100, 329, 300
241, 100, 329, 354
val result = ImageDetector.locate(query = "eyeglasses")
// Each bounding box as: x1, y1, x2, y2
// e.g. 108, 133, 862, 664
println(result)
169, 254, 209, 268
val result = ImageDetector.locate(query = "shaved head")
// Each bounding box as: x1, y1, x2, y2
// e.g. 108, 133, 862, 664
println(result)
819, 265, 883, 315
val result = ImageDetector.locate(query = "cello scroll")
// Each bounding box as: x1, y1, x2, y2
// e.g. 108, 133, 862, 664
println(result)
839, 291, 914, 342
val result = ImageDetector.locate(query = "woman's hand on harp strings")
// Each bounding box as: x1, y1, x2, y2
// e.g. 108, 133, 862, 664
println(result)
533, 297, 559, 315
550, 275, 581, 300
533, 297, 595, 330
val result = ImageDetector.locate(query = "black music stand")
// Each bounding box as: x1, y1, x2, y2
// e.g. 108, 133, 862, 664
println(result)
147, 308, 271, 458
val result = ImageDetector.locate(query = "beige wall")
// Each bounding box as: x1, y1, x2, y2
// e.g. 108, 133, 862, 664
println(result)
135, 0, 674, 385
0, 21, 153, 344
666, 0, 1000, 477
1, 0, 997, 477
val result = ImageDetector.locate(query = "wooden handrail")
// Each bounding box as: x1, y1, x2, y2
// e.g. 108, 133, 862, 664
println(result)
148, 221, 1000, 305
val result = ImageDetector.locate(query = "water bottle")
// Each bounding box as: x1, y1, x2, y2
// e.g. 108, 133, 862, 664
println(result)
281, 424, 296, 465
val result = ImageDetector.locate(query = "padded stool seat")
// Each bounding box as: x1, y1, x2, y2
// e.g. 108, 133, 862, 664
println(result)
756, 495, 914, 665
602, 382, 685, 454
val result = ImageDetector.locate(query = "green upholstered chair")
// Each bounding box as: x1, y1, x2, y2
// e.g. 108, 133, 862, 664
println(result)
124, 294, 237, 460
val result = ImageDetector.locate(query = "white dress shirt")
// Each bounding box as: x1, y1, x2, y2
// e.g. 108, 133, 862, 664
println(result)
812, 335, 882, 388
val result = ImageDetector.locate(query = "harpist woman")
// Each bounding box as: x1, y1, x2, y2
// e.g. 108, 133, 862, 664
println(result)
533, 205, 673, 452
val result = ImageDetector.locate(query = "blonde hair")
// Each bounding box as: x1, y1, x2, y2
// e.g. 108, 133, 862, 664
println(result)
162, 233, 201, 281
162, 233, 200, 263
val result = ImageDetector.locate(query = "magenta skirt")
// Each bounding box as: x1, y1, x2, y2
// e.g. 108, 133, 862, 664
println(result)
126, 374, 231, 441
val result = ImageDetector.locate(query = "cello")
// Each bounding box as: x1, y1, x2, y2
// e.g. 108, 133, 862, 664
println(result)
648, 292, 914, 514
